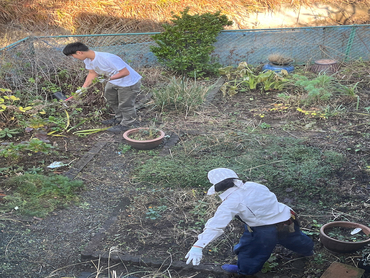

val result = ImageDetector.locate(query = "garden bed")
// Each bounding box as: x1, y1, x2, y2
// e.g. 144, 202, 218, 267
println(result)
1, 63, 370, 278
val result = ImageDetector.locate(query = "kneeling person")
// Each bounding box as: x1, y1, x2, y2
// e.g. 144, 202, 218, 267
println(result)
185, 168, 314, 276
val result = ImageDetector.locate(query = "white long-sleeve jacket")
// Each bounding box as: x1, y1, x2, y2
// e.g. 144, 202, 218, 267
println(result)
194, 182, 292, 248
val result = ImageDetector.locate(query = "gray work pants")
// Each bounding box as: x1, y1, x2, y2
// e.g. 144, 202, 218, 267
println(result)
104, 81, 141, 126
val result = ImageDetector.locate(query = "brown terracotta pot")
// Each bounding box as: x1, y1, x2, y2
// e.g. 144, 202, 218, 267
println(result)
123, 128, 165, 150
320, 221, 370, 253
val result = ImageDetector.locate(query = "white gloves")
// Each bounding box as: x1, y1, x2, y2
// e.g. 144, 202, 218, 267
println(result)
75, 87, 87, 96
185, 246, 203, 265
97, 76, 107, 83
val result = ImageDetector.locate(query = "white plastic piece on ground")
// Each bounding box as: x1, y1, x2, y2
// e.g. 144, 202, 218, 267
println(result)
351, 227, 362, 235
47, 161, 68, 168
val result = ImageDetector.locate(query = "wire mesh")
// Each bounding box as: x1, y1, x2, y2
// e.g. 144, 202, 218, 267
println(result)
2, 25, 370, 90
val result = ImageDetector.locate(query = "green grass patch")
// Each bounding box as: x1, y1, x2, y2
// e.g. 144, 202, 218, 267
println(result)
1, 174, 84, 217
133, 133, 344, 202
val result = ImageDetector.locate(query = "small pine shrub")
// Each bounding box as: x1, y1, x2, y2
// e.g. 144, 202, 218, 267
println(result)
293, 74, 336, 105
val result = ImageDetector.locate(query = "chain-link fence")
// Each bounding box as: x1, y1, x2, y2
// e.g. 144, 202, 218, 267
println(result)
214, 25, 370, 66
1, 25, 370, 89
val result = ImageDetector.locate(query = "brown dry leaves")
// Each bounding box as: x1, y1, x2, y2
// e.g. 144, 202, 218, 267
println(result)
0, 0, 346, 34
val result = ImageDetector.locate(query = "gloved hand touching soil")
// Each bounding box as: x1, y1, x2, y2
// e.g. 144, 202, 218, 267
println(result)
185, 246, 203, 265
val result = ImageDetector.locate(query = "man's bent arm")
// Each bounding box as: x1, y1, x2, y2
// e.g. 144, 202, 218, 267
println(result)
83, 70, 99, 87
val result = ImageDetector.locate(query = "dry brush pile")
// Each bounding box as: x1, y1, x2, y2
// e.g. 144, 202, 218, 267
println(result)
1, 0, 368, 37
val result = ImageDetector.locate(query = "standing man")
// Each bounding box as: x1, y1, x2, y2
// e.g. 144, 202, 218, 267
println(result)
185, 168, 314, 277
63, 42, 142, 133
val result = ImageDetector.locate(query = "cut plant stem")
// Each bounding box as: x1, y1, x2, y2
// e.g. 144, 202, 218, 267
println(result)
73, 127, 109, 136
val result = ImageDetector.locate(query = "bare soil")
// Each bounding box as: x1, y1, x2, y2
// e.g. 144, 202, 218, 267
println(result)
1, 81, 370, 278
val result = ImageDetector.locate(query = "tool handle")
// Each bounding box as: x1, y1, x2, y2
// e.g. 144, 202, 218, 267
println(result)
65, 96, 74, 101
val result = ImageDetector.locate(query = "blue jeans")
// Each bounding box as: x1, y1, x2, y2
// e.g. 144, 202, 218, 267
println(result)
233, 222, 314, 275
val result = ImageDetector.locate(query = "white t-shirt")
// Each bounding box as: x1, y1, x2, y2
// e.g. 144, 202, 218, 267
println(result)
84, 51, 142, 87
194, 182, 292, 248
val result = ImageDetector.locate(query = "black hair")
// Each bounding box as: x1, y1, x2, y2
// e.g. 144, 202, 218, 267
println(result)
62, 42, 89, 56
214, 178, 236, 192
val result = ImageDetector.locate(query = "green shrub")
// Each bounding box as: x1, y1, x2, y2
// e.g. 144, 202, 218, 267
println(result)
1, 174, 84, 217
150, 7, 232, 77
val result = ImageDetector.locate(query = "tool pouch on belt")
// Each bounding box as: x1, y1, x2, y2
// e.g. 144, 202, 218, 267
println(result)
276, 210, 298, 239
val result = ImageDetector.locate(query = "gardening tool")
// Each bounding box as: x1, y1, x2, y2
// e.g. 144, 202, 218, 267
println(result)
53, 91, 68, 101
52, 91, 69, 107
52, 75, 112, 102
53, 88, 85, 102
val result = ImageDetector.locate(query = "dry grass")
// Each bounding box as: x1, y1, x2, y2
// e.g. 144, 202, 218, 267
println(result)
268, 53, 294, 65
0, 0, 368, 38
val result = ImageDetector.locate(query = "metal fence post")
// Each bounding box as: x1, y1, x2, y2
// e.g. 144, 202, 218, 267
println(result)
345, 26, 357, 62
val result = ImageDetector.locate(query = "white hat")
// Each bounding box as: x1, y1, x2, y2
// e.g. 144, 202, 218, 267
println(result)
207, 168, 239, 195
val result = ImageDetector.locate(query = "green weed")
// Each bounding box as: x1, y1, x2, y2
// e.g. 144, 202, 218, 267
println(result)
133, 133, 345, 203
313, 253, 326, 264
338, 82, 359, 98
304, 219, 322, 236
0, 166, 21, 177
219, 63, 289, 96
25, 166, 44, 174
0, 138, 54, 161
259, 122, 271, 129
138, 149, 159, 156
261, 254, 279, 273
146, 205, 168, 220
153, 76, 214, 116
0, 128, 20, 138
1, 174, 84, 217
118, 144, 132, 154
48, 115, 67, 133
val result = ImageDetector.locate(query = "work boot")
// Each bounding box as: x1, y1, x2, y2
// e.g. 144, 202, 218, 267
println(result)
101, 118, 120, 126
106, 125, 129, 134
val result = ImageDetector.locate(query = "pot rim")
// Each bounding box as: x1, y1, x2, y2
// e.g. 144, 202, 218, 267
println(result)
123, 127, 165, 143
320, 221, 370, 244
